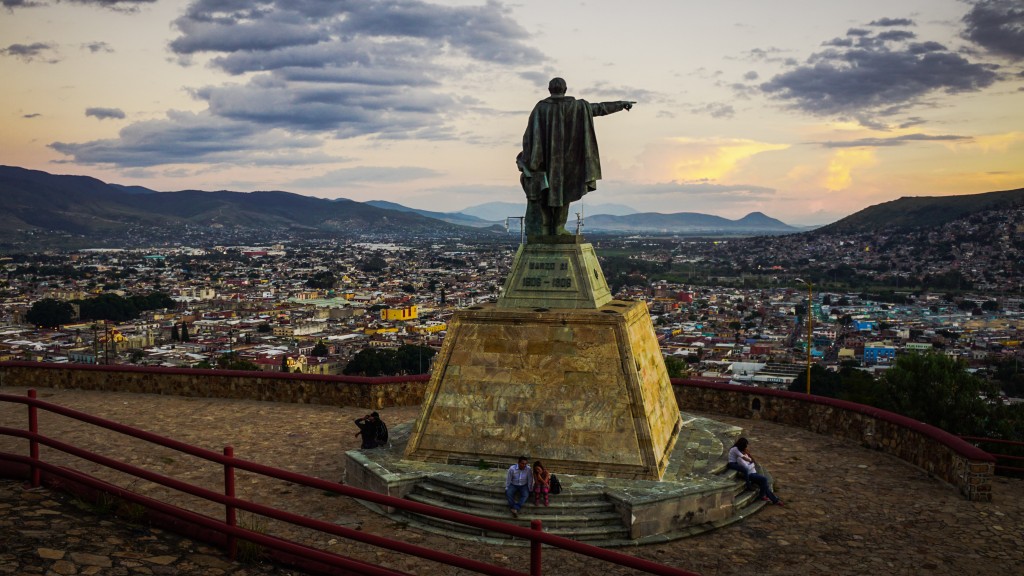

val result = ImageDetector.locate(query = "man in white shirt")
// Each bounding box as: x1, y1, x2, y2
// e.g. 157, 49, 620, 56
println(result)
505, 456, 533, 517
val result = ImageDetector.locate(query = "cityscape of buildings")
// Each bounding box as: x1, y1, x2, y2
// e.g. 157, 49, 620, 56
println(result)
2, 235, 1021, 400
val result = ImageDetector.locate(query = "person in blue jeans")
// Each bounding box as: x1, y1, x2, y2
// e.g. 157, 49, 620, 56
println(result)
727, 437, 783, 506
505, 456, 533, 517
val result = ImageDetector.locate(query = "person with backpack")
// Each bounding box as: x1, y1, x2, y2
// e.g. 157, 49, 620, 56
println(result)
354, 412, 388, 449
532, 461, 551, 506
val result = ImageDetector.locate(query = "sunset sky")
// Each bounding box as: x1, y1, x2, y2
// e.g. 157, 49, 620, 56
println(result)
2, 0, 1022, 225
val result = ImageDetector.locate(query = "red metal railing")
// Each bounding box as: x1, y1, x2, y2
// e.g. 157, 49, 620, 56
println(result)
959, 436, 1024, 475
0, 390, 698, 576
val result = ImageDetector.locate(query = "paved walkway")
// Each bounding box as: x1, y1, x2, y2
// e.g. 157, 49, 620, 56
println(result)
1, 386, 1022, 575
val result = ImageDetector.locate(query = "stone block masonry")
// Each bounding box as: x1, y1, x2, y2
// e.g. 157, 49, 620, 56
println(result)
676, 379, 996, 501
0, 361, 426, 410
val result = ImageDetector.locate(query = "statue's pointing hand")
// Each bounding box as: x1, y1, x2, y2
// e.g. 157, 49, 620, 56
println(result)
623, 101, 637, 111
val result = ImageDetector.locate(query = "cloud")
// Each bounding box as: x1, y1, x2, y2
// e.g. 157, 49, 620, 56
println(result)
1, 42, 57, 62
85, 107, 126, 120
49, 110, 335, 167
648, 137, 790, 182
869, 18, 915, 27
22, 113, 42, 118
4, 0, 155, 10
963, 0, 1024, 60
760, 23, 998, 117
693, 103, 735, 119
290, 166, 442, 188
621, 181, 777, 202
52, 0, 546, 167
825, 148, 877, 191
83, 41, 113, 53
819, 133, 972, 148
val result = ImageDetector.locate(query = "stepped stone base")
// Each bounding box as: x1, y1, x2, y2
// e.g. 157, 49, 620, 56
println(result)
402, 300, 681, 481
346, 414, 771, 545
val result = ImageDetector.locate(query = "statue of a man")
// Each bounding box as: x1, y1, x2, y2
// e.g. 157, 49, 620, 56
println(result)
517, 77, 634, 237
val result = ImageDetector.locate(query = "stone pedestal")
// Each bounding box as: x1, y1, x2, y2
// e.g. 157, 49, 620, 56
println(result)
404, 305, 681, 479
403, 236, 682, 480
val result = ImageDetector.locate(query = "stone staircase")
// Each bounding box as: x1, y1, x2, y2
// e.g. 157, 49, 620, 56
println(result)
349, 414, 774, 546
401, 474, 630, 542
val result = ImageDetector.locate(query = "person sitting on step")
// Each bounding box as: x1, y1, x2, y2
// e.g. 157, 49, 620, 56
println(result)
532, 461, 551, 506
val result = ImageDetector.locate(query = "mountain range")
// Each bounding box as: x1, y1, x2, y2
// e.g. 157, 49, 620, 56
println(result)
1, 165, 1020, 251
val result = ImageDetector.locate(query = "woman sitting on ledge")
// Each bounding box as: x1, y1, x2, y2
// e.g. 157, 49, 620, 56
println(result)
728, 437, 784, 506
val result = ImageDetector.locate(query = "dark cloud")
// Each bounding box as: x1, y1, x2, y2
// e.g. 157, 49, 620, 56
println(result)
1, 42, 56, 62
743, 71, 759, 81
22, 113, 42, 118
760, 24, 998, 117
5, 0, 156, 10
869, 18, 915, 27
963, 0, 1024, 60
67, 0, 155, 11
83, 41, 113, 53
85, 107, 126, 120
50, 0, 545, 167
819, 133, 971, 148
50, 111, 333, 167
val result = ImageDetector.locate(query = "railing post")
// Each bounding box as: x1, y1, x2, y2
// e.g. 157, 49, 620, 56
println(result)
27, 389, 40, 487
530, 518, 543, 576
224, 446, 237, 559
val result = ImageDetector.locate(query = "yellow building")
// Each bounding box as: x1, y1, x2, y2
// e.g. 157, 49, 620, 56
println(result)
380, 305, 417, 322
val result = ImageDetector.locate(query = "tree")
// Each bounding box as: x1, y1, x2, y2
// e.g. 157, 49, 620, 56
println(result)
663, 355, 689, 379
180, 323, 190, 342
257, 323, 271, 333
26, 298, 75, 328
171, 324, 180, 341
311, 340, 329, 357
881, 352, 1000, 436
394, 344, 436, 374
344, 347, 391, 376
280, 354, 289, 372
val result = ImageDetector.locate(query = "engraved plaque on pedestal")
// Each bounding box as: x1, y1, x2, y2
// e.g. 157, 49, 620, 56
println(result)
498, 237, 611, 310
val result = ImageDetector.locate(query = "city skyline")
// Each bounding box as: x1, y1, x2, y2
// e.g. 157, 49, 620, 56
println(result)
2, 0, 1022, 226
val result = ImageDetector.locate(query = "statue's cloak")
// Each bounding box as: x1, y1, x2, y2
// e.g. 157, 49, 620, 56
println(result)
520, 96, 616, 208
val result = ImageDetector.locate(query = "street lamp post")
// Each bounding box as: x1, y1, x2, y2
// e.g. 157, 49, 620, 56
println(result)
795, 278, 813, 394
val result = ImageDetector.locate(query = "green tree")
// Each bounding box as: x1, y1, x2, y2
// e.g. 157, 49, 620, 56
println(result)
257, 323, 271, 333
663, 355, 689, 378
26, 298, 75, 328
344, 347, 392, 376
394, 344, 436, 374
180, 323, 190, 342
280, 354, 289, 372
311, 340, 329, 357
171, 324, 180, 341
882, 352, 999, 435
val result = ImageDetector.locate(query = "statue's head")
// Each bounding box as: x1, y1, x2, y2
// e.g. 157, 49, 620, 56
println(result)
548, 77, 567, 96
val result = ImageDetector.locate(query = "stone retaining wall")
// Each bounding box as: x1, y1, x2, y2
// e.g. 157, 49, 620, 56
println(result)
675, 378, 995, 501
0, 361, 427, 410
0, 363, 995, 500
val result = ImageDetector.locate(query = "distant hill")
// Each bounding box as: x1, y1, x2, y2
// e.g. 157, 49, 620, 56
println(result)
364, 200, 495, 228
458, 201, 637, 222
0, 165, 486, 249
817, 188, 1024, 235
585, 211, 797, 234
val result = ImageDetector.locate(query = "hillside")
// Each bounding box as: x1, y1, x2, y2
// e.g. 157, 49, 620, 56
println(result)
0, 166, 483, 250
817, 188, 1024, 235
